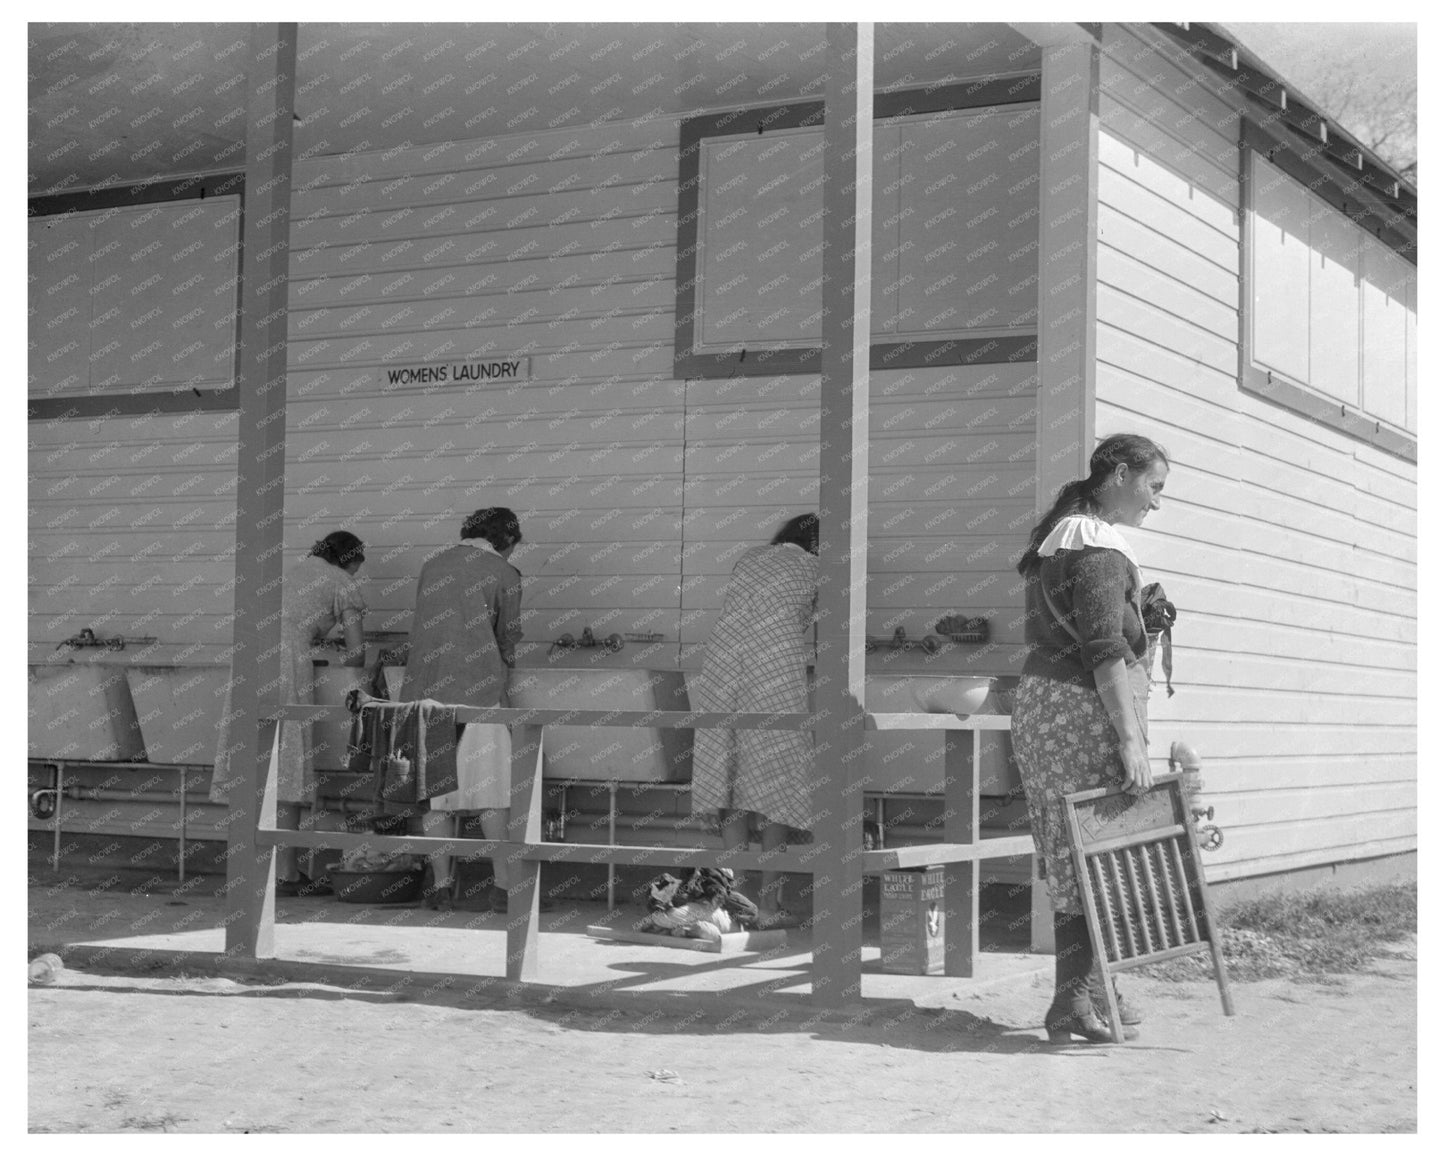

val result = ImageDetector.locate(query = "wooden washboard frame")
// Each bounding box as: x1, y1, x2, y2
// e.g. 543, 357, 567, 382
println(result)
1064, 771, 1235, 1044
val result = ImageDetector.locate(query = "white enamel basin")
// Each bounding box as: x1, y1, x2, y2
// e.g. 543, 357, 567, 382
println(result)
507, 667, 691, 782
865, 674, 993, 717
864, 675, 1015, 795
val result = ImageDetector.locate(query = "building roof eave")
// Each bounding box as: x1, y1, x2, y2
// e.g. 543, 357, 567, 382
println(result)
1149, 22, 1416, 226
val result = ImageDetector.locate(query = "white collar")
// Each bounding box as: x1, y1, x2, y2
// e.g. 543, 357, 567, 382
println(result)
460, 539, 499, 556
1038, 514, 1141, 570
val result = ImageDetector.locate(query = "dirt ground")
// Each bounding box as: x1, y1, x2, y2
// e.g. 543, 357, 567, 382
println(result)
29, 942, 1416, 1133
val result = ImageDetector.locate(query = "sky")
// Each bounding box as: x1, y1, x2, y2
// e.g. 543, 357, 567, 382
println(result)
1223, 22, 1417, 169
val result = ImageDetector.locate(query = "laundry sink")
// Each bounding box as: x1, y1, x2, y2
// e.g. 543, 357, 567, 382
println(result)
124, 665, 230, 765
508, 667, 691, 782
28, 663, 146, 761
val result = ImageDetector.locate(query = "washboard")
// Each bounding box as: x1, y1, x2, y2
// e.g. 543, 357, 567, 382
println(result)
1064, 771, 1234, 1044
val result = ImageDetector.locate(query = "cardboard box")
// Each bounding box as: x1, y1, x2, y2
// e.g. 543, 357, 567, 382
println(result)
880, 866, 946, 975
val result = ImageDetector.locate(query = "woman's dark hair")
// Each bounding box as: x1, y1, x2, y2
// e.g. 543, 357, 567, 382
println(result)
461, 506, 523, 552
772, 512, 820, 555
309, 530, 365, 570
1016, 434, 1169, 575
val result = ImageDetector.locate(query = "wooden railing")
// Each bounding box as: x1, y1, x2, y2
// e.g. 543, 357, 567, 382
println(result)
246, 703, 1031, 993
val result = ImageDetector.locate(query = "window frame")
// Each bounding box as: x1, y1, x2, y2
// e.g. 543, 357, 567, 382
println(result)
1238, 120, 1416, 462
28, 172, 245, 421
673, 75, 1042, 379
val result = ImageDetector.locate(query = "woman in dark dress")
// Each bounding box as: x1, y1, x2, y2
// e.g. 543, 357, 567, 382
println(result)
401, 507, 523, 912
1011, 433, 1169, 1043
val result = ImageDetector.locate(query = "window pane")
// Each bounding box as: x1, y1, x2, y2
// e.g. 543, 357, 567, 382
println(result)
894, 106, 1040, 338
28, 215, 93, 399
84, 197, 241, 396
1251, 152, 1311, 384
1360, 237, 1410, 429
697, 130, 826, 349
1307, 202, 1361, 406
872, 123, 906, 335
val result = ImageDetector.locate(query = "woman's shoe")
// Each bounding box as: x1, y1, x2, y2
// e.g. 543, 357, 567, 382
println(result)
1044, 996, 1137, 1044
1088, 972, 1142, 1026
422, 878, 456, 911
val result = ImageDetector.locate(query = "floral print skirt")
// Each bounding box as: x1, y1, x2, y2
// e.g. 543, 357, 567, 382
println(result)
1010, 669, 1149, 914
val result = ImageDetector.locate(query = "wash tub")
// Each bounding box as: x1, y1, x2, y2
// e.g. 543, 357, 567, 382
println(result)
28, 663, 146, 761
123, 665, 230, 765
508, 667, 692, 783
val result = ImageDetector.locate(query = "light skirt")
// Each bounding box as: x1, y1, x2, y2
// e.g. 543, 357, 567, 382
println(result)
427, 723, 512, 812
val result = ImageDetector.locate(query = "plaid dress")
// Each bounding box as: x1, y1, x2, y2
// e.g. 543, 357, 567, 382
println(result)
689, 543, 817, 833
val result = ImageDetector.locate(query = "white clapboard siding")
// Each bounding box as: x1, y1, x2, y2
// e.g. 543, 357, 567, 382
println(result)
284, 124, 688, 660
1092, 25, 1416, 882
1165, 652, 1415, 700
1098, 26, 1241, 208
28, 411, 241, 663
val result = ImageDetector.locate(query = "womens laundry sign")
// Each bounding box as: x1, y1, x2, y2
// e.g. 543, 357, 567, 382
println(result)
880, 866, 946, 975
383, 358, 529, 387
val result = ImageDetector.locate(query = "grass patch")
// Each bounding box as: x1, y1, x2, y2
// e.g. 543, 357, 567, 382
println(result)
1140, 881, 1416, 982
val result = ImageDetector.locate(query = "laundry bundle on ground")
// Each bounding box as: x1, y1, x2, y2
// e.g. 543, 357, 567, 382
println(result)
635, 867, 760, 943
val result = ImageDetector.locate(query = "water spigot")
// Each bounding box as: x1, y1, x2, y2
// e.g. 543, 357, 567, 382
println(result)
1169, 739, 1223, 850
553, 626, 625, 653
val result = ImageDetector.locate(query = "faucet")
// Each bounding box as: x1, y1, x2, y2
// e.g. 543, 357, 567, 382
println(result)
1170, 740, 1223, 851
552, 626, 625, 653
55, 627, 138, 652
864, 626, 944, 654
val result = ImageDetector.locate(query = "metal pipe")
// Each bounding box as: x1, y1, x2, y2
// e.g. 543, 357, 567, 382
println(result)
63, 787, 192, 804
53, 764, 63, 870
607, 781, 617, 911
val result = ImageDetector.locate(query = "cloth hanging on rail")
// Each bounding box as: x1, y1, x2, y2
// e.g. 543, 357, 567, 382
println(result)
346, 689, 461, 811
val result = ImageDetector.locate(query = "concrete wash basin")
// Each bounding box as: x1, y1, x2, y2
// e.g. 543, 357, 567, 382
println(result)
28, 664, 146, 761
304, 663, 1013, 793
508, 668, 692, 782
309, 662, 690, 782
124, 666, 229, 765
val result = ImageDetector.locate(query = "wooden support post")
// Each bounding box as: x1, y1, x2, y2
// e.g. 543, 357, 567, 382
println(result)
942, 729, 981, 976
1032, 38, 1100, 511
810, 21, 873, 1009
505, 724, 545, 981
223, 23, 299, 962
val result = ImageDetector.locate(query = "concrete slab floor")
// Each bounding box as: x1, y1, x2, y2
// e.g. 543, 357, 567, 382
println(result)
29, 865, 1049, 1014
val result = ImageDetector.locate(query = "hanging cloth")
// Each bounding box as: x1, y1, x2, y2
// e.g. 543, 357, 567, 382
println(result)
1141, 582, 1178, 697
348, 690, 462, 811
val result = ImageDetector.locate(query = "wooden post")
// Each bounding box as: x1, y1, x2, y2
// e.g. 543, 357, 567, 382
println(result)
505, 724, 545, 981
1031, 37, 1100, 511
223, 23, 299, 961
810, 21, 873, 1008
941, 729, 980, 976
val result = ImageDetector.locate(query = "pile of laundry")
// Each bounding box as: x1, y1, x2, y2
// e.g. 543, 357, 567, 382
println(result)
336, 847, 422, 874
635, 867, 759, 943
